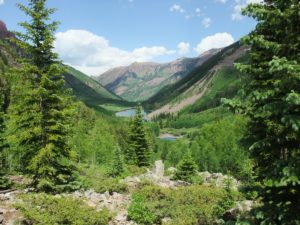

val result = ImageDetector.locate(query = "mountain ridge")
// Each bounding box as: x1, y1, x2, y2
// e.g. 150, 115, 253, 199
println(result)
95, 48, 220, 101
145, 42, 248, 118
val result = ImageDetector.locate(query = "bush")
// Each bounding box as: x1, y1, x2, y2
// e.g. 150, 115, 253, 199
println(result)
93, 178, 128, 194
77, 165, 128, 194
128, 185, 239, 225
15, 193, 112, 225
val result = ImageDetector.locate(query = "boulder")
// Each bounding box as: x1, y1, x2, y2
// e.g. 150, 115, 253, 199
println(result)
167, 167, 176, 173
153, 160, 164, 177
223, 200, 254, 220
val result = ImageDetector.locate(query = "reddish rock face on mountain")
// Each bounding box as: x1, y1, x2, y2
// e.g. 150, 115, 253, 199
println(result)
96, 49, 220, 101
0, 20, 14, 39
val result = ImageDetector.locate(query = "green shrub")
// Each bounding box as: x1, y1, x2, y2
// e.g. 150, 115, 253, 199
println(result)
15, 193, 112, 225
128, 185, 239, 225
127, 194, 159, 225
93, 178, 128, 194
173, 152, 198, 183
77, 165, 128, 194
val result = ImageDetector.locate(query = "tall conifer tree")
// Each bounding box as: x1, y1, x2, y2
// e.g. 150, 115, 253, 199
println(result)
0, 75, 11, 190
236, 1, 300, 223
8, 0, 76, 192
128, 104, 150, 167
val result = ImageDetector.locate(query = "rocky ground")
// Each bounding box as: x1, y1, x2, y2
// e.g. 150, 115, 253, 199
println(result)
0, 161, 251, 225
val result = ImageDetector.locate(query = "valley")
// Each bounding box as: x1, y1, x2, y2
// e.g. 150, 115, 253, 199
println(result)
0, 1, 299, 225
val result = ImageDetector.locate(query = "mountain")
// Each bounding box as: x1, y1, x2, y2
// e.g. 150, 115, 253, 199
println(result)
145, 42, 248, 118
96, 49, 220, 102
0, 20, 127, 112
0, 21, 15, 39
63, 66, 127, 111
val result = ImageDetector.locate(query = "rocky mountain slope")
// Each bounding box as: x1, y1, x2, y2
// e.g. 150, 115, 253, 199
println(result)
96, 49, 220, 101
0, 21, 14, 39
145, 42, 248, 118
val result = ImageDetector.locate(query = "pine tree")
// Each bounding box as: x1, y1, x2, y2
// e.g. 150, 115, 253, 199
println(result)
8, 0, 76, 192
235, 1, 300, 223
127, 104, 150, 167
110, 147, 124, 177
173, 152, 197, 183
0, 75, 11, 190
125, 118, 137, 165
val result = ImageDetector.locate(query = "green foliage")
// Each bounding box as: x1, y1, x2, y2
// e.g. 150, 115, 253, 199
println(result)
15, 193, 112, 225
190, 116, 252, 180
128, 185, 238, 225
77, 165, 128, 194
167, 106, 232, 129
109, 148, 124, 177
0, 70, 10, 190
127, 104, 150, 167
70, 103, 120, 166
231, 1, 300, 223
6, 0, 77, 192
173, 152, 198, 183
128, 193, 158, 224
63, 67, 129, 113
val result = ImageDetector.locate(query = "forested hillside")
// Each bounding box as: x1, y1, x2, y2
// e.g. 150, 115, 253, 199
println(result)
145, 42, 247, 117
0, 21, 129, 113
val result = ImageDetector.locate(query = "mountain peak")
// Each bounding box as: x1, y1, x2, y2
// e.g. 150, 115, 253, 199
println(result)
0, 20, 14, 39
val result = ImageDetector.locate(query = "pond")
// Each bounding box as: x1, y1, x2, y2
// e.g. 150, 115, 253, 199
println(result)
116, 108, 147, 118
159, 133, 182, 141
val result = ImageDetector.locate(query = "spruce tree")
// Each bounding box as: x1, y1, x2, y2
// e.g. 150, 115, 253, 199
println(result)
128, 104, 150, 167
0, 75, 11, 190
110, 147, 124, 177
236, 1, 300, 223
125, 118, 137, 165
8, 0, 76, 192
173, 152, 197, 183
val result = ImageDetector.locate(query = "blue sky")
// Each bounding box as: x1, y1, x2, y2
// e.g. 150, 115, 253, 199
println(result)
0, 0, 259, 75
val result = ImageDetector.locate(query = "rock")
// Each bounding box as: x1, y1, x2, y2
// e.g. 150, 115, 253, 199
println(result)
104, 191, 110, 199
223, 200, 254, 221
198, 171, 239, 190
167, 167, 176, 173
153, 160, 164, 177
162, 217, 171, 224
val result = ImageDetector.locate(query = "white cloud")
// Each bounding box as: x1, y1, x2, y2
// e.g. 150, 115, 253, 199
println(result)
195, 8, 201, 16
0, 0, 4, 5
201, 17, 212, 28
54, 30, 175, 75
194, 32, 234, 55
232, 0, 263, 21
177, 42, 190, 55
170, 4, 185, 13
